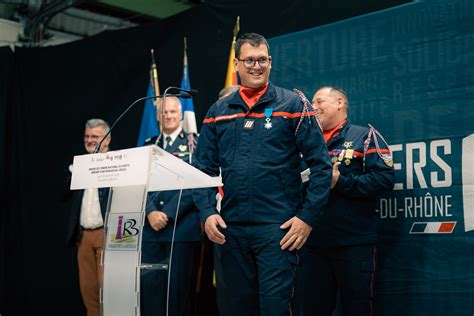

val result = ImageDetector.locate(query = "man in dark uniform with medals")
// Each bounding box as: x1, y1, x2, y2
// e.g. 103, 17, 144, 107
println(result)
193, 33, 333, 316
140, 96, 200, 316
294, 86, 395, 316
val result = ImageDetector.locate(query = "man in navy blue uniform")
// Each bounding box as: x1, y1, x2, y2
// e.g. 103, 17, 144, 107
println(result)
213, 84, 239, 316
294, 86, 395, 316
140, 96, 200, 316
193, 33, 333, 316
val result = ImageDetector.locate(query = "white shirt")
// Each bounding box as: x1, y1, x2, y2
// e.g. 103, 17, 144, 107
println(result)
163, 127, 182, 150
80, 188, 104, 229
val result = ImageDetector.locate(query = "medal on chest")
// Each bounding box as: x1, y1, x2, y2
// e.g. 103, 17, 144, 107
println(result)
335, 147, 355, 166
264, 107, 273, 130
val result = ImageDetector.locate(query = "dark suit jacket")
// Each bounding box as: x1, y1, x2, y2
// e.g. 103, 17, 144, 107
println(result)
142, 132, 202, 242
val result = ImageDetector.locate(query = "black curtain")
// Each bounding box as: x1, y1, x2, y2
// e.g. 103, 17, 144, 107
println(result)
0, 1, 410, 315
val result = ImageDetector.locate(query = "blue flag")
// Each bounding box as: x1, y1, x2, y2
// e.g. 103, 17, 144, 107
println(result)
180, 51, 197, 135
136, 81, 159, 146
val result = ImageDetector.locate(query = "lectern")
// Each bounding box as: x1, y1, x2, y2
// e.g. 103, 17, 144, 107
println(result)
70, 145, 221, 316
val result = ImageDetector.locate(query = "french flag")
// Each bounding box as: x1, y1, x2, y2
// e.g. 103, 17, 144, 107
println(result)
409, 221, 456, 234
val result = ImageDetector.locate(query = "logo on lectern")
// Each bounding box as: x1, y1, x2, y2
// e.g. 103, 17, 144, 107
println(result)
112, 216, 139, 241
106, 213, 142, 250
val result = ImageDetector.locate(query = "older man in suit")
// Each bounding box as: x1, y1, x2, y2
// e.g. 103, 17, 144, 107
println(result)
66, 118, 111, 316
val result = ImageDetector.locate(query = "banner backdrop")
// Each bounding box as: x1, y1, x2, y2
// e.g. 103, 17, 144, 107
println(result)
269, 0, 474, 314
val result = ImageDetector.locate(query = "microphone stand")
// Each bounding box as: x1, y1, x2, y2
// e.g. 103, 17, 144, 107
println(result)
157, 87, 173, 150
94, 95, 157, 154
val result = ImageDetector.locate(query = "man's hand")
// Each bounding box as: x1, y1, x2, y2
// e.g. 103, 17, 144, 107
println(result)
280, 216, 312, 251
331, 161, 341, 189
147, 211, 169, 231
204, 214, 227, 245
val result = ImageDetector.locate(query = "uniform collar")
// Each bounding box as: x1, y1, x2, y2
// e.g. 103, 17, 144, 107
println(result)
239, 83, 269, 109
325, 120, 349, 145
163, 127, 183, 145
227, 82, 277, 112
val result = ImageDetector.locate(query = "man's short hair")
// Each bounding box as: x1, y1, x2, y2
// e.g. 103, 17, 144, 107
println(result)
235, 33, 270, 58
85, 118, 110, 134
165, 96, 182, 108
319, 86, 350, 109
218, 85, 239, 99
158, 96, 182, 112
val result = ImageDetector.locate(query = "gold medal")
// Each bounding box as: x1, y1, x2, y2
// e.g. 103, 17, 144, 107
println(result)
345, 149, 354, 158
338, 150, 345, 161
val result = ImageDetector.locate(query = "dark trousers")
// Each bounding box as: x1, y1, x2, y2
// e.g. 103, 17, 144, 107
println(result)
214, 243, 230, 316
215, 223, 298, 316
140, 241, 199, 316
293, 244, 376, 316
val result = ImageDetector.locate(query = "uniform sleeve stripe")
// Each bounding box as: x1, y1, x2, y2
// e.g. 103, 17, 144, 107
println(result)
352, 149, 391, 157
203, 117, 216, 123
202, 111, 316, 124
328, 148, 391, 157
365, 148, 391, 155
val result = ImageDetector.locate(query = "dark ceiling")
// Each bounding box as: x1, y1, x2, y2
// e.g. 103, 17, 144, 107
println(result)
78, 0, 200, 24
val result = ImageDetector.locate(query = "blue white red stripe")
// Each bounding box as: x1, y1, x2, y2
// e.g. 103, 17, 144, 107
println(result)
409, 221, 456, 234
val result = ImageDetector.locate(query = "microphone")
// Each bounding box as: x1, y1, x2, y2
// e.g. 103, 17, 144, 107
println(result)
162, 86, 199, 96
157, 93, 192, 99
184, 88, 199, 96
178, 92, 193, 99
163, 86, 198, 97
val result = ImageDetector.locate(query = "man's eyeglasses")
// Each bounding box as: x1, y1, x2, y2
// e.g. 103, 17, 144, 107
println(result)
84, 135, 100, 140
236, 57, 272, 68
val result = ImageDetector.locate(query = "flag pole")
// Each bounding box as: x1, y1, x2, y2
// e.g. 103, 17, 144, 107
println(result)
150, 49, 160, 97
150, 49, 162, 133
183, 37, 188, 71
225, 16, 240, 87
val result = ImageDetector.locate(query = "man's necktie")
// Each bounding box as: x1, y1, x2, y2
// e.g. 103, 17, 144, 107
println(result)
165, 136, 172, 150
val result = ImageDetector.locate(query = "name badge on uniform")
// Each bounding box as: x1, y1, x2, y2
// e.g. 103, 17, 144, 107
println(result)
243, 119, 255, 129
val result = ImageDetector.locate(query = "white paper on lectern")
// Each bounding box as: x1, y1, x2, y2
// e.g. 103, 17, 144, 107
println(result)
148, 145, 222, 191
70, 147, 151, 190
70, 145, 222, 191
